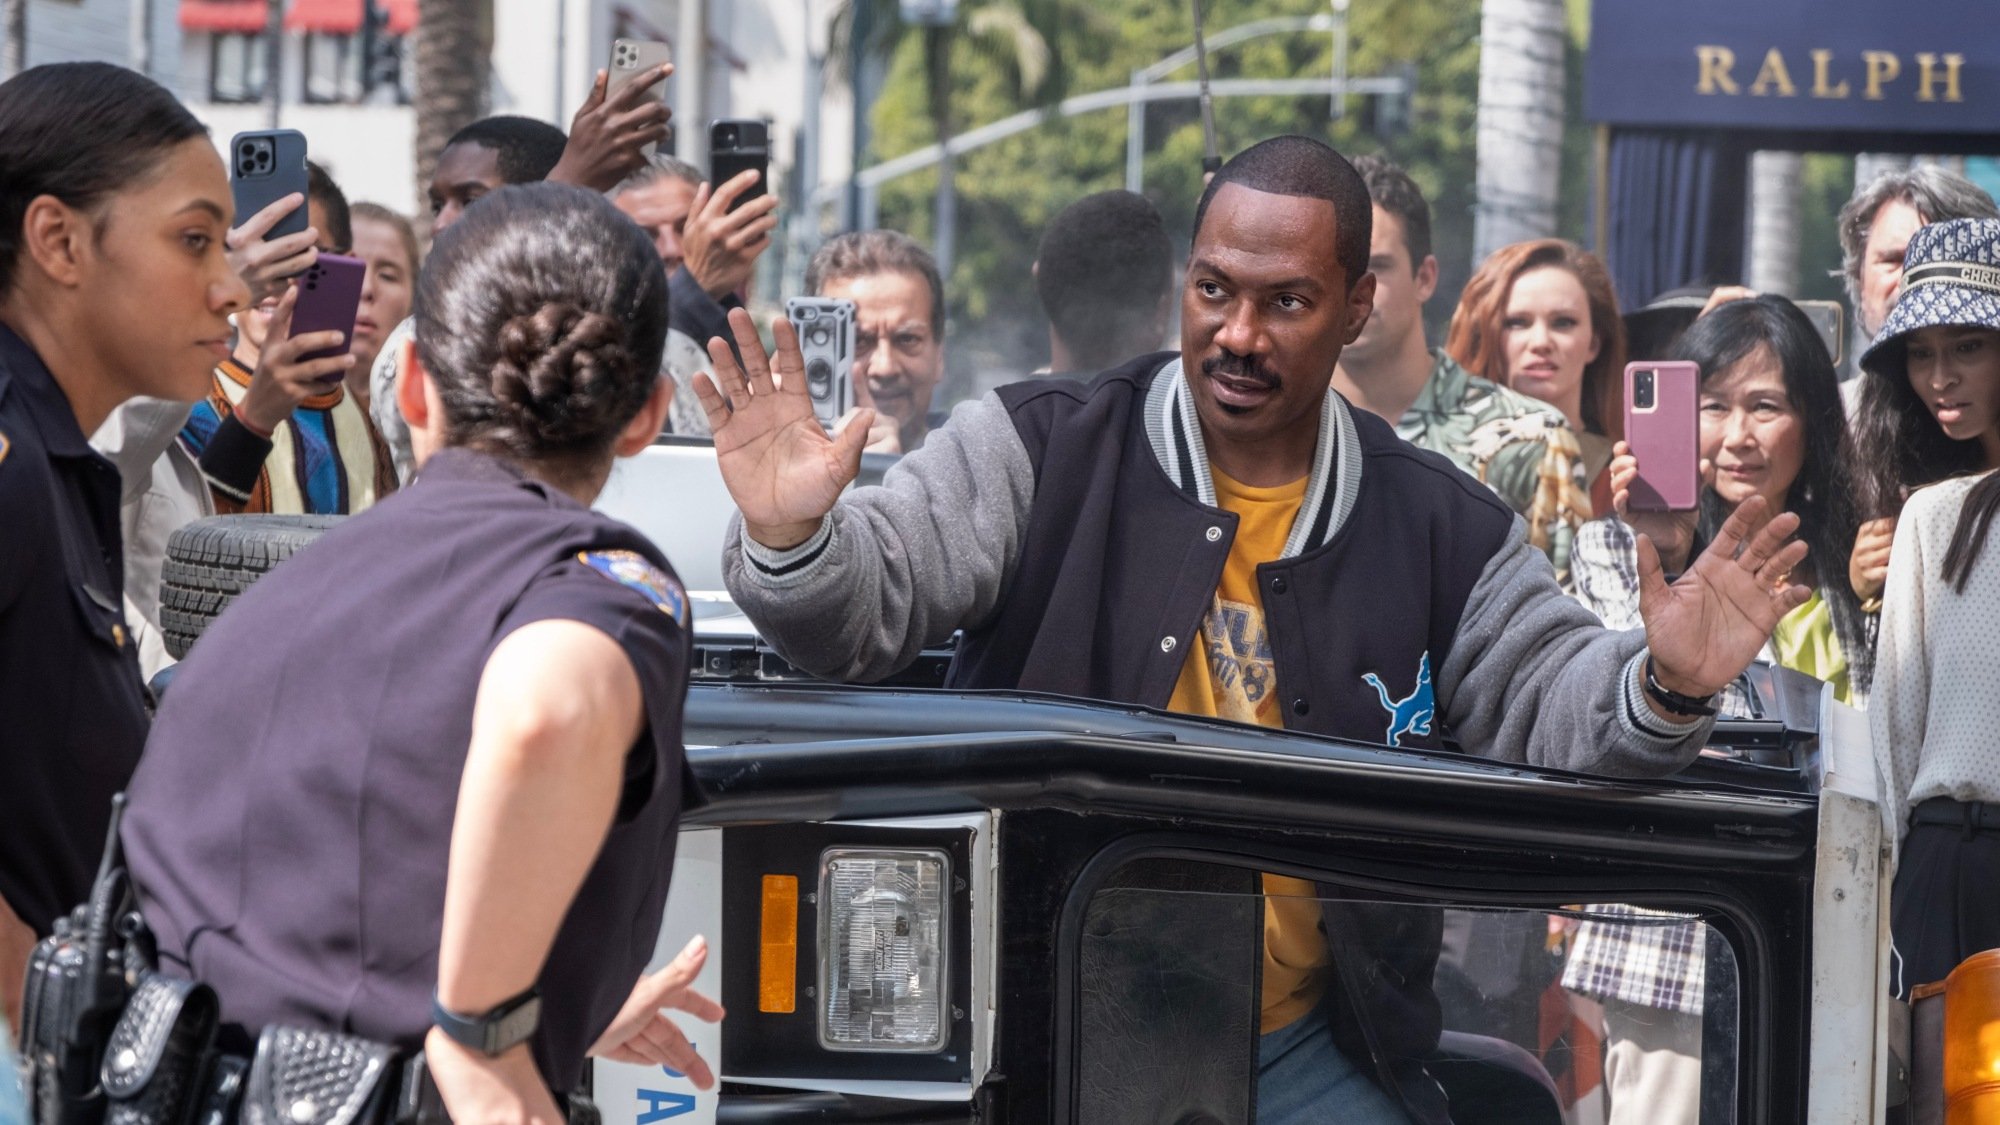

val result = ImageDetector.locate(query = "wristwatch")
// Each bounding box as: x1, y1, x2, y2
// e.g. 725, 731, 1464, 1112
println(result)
431, 987, 542, 1057
1643, 658, 1719, 718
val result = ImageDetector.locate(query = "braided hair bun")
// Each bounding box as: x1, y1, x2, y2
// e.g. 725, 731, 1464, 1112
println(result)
415, 182, 669, 464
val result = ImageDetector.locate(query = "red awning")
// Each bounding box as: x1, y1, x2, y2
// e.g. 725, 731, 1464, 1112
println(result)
285, 0, 363, 33
178, 0, 268, 33
382, 0, 417, 35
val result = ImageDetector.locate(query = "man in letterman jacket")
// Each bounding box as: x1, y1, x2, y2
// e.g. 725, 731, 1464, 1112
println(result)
706, 138, 1812, 1123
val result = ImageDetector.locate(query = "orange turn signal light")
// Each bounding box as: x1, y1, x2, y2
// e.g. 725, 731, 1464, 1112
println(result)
1945, 948, 2000, 1123
759, 874, 799, 1014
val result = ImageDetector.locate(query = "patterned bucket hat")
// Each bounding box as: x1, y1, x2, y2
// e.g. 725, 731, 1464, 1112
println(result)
1861, 217, 2000, 381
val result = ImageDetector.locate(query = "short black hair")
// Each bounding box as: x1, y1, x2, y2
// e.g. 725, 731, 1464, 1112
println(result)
306, 160, 353, 253
416, 183, 669, 469
1351, 153, 1431, 268
0, 62, 207, 296
1192, 135, 1372, 290
444, 116, 569, 185
1034, 190, 1173, 372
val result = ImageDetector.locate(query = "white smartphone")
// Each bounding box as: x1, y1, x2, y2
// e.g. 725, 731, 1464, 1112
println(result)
607, 38, 673, 158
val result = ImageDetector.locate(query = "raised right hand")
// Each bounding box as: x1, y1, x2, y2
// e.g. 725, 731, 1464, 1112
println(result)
235, 285, 355, 434
226, 192, 318, 305
694, 308, 873, 550
1610, 440, 1703, 576
1851, 516, 1897, 605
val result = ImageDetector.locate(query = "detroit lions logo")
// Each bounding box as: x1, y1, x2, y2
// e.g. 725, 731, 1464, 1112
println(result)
1363, 653, 1434, 748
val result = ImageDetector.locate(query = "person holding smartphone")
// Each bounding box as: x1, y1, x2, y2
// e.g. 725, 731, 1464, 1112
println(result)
0, 62, 250, 1024
1571, 295, 1868, 703
177, 161, 395, 515
123, 183, 717, 1117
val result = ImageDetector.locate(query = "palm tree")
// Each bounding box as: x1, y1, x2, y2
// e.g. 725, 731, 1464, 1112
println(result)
832, 0, 1062, 278
1471, 0, 1565, 260
3, 0, 25, 81
413, 0, 490, 233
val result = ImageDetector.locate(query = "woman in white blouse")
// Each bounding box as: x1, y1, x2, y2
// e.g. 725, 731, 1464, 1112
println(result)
1859, 218, 2000, 997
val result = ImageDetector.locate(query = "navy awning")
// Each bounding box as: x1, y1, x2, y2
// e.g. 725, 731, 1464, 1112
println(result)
1586, 0, 1994, 138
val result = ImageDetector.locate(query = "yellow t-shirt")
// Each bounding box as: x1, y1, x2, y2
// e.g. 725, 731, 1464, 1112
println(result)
1165, 467, 1328, 1034
1771, 591, 1854, 705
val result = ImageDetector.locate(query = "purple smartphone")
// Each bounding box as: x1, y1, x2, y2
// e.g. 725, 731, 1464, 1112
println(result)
290, 253, 365, 372
1623, 361, 1701, 511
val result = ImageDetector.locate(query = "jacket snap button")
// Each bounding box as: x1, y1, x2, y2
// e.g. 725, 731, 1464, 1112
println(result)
1292, 698, 1310, 716
1272, 576, 1289, 594
1160, 636, 1177, 653
1205, 526, 1223, 542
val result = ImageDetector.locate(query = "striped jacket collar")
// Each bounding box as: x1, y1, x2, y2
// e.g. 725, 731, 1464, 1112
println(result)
1142, 354, 1363, 558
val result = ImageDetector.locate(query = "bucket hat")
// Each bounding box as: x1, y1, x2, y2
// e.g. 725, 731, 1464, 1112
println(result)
1860, 217, 2000, 381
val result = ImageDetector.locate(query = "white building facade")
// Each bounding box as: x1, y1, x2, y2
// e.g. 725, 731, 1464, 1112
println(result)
15, 0, 853, 239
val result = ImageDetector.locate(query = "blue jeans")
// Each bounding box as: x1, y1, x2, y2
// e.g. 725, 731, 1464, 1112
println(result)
1258, 1009, 1412, 1125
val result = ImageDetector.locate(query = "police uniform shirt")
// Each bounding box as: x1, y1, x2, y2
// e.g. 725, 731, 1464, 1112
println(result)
123, 447, 693, 1093
0, 323, 150, 935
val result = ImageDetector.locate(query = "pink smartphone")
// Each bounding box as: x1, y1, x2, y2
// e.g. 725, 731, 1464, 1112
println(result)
289, 253, 365, 373
1623, 360, 1700, 511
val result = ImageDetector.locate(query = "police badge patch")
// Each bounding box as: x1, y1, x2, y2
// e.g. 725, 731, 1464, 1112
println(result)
577, 549, 689, 626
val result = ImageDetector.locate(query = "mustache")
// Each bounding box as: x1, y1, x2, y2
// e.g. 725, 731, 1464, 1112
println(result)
1201, 350, 1281, 388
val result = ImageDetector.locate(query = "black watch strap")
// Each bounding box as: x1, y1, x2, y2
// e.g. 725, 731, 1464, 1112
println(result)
431, 987, 542, 1057
1643, 657, 1719, 718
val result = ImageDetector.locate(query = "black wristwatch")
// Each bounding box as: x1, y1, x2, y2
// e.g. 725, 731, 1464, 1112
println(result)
1643, 657, 1719, 718
431, 987, 542, 1057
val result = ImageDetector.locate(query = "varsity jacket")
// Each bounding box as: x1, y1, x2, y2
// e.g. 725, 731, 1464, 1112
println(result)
723, 352, 1712, 1121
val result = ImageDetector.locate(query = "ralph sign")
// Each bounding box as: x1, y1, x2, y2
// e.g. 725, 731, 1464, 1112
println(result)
1587, 0, 1991, 135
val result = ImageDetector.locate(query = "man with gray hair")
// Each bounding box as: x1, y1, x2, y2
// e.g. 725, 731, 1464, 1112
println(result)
805, 230, 950, 453
614, 156, 779, 434
1838, 164, 1998, 350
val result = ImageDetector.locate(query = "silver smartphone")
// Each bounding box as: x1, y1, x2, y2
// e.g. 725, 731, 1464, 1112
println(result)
607, 38, 672, 158
786, 296, 856, 430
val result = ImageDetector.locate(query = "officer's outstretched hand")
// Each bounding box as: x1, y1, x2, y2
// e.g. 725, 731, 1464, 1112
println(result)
1636, 494, 1812, 706
696, 308, 874, 550
588, 935, 725, 1086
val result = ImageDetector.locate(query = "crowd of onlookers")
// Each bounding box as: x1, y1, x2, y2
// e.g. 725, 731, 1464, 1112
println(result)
4, 49, 1999, 1125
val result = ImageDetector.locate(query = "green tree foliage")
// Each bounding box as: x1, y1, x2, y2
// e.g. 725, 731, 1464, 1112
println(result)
864, 0, 1488, 397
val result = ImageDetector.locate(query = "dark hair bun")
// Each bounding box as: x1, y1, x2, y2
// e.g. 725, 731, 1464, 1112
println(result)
412, 182, 671, 465
491, 303, 636, 448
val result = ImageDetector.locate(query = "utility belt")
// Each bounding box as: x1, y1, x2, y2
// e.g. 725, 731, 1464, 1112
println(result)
18, 797, 598, 1125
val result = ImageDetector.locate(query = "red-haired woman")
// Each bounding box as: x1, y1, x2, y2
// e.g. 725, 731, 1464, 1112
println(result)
1447, 239, 1628, 515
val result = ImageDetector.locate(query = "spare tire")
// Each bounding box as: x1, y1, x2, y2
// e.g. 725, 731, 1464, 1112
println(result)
160, 515, 342, 659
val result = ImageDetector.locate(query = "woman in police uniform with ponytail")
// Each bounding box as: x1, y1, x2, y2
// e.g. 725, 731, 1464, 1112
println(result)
0, 63, 251, 1013
122, 182, 721, 1120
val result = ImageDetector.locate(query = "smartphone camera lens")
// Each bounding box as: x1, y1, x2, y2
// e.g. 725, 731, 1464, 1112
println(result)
1634, 370, 1656, 410
805, 358, 832, 399
717, 126, 738, 146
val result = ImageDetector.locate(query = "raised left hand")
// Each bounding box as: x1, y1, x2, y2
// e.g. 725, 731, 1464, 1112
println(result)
1637, 493, 1811, 699
587, 936, 725, 1088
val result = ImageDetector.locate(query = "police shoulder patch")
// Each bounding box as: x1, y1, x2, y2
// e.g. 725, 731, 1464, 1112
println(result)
578, 549, 688, 626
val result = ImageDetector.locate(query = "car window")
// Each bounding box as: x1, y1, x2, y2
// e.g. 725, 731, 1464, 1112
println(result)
1071, 858, 1740, 1124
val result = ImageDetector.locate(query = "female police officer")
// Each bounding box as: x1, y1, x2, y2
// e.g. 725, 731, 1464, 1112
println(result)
0, 63, 249, 1004
121, 181, 720, 1120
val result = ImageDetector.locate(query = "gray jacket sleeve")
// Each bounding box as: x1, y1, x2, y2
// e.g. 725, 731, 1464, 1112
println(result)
1438, 515, 1713, 778
721, 391, 1036, 683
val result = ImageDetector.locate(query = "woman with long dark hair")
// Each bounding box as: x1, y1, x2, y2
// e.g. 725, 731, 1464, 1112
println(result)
1571, 295, 1867, 700
1856, 218, 2000, 996
0, 62, 249, 1011
123, 183, 717, 1118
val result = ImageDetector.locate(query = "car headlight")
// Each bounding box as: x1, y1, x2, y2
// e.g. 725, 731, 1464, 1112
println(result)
817, 848, 950, 1052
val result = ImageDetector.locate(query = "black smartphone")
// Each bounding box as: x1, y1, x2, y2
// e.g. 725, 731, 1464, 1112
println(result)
709, 120, 769, 213
228, 129, 310, 240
